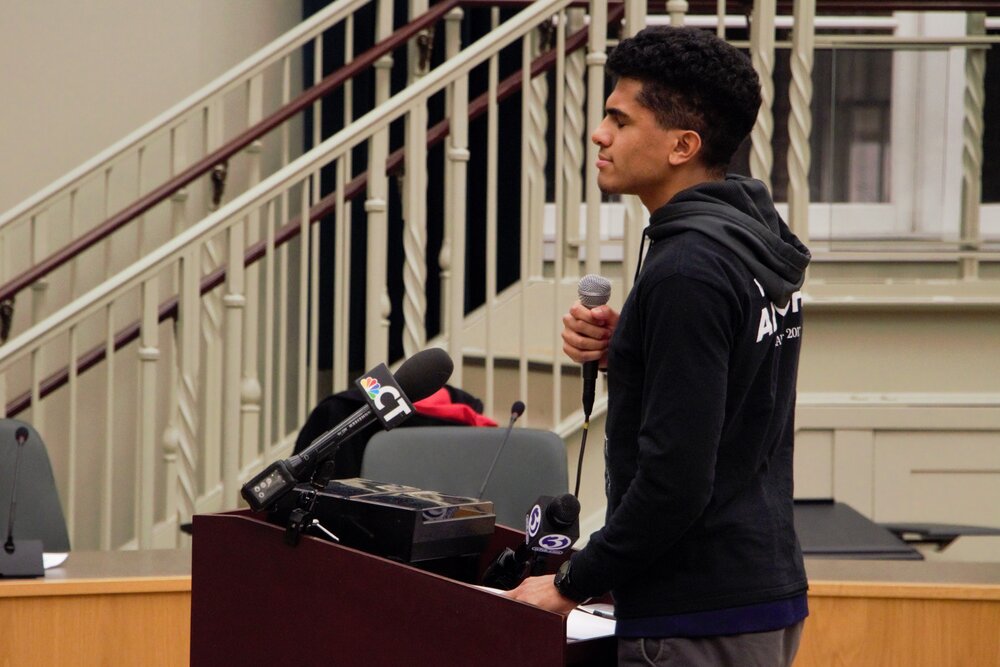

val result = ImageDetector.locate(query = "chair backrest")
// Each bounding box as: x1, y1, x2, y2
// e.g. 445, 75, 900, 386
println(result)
0, 419, 70, 552
361, 426, 569, 529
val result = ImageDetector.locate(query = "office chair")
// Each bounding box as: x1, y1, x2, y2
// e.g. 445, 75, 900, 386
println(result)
0, 419, 71, 552
361, 426, 569, 529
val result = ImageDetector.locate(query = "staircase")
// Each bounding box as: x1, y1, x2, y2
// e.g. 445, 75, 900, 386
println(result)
2, 1, 999, 558
1, 0, 623, 550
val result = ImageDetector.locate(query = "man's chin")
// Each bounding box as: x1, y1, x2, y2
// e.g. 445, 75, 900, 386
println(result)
596, 179, 622, 196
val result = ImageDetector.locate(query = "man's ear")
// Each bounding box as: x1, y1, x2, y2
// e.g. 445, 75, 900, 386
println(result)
667, 129, 703, 166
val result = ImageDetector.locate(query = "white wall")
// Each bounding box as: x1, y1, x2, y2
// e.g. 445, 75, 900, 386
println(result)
0, 0, 302, 212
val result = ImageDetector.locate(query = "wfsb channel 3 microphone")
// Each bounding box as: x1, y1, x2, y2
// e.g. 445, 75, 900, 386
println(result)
241, 348, 453, 512
480, 494, 580, 590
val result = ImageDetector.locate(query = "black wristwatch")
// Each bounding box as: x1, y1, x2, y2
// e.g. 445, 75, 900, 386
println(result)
553, 559, 589, 603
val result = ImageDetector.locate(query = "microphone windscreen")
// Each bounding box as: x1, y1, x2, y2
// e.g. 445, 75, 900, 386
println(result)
394, 348, 454, 401
511, 400, 526, 418
578, 274, 611, 308
14, 427, 29, 443
547, 493, 581, 527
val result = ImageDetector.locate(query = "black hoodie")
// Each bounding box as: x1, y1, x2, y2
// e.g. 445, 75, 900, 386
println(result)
568, 175, 811, 623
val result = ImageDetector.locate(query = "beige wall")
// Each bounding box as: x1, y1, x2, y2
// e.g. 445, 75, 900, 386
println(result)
0, 0, 301, 212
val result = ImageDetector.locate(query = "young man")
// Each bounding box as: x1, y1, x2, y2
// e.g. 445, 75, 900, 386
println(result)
506, 26, 812, 666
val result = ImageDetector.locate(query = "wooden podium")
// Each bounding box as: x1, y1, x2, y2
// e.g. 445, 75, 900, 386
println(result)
190, 511, 615, 666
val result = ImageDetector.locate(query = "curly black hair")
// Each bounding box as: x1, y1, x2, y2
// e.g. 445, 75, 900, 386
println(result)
606, 26, 761, 172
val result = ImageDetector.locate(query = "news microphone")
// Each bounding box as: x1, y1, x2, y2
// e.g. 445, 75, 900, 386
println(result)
241, 348, 453, 512
480, 493, 580, 590
525, 493, 580, 575
577, 274, 612, 420
1, 425, 44, 578
476, 400, 526, 500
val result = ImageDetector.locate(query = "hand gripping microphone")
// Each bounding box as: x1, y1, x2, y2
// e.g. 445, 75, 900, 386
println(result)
480, 493, 580, 590
241, 348, 453, 512
577, 274, 612, 419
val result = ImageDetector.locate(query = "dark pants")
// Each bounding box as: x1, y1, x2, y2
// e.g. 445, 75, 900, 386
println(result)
617, 621, 804, 667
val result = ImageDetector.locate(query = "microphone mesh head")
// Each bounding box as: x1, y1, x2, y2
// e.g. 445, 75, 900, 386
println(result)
547, 493, 581, 526
578, 274, 611, 308
394, 348, 454, 401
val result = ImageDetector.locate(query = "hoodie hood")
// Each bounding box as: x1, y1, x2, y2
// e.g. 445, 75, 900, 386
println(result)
643, 175, 810, 307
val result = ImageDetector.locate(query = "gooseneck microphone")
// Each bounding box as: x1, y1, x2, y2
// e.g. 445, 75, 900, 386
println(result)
241, 348, 454, 512
477, 400, 526, 500
4, 427, 29, 554
0, 424, 43, 578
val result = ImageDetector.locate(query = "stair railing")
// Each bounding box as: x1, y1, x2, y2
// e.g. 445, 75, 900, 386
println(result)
0, 0, 587, 551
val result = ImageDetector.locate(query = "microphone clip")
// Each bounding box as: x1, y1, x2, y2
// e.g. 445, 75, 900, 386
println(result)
283, 461, 340, 547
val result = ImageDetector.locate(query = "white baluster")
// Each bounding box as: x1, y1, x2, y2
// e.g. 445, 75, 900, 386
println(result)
526, 26, 549, 279
138, 278, 161, 548
960, 13, 986, 280
447, 54, 470, 388
402, 103, 428, 358
788, 0, 815, 245
584, 1, 607, 278
749, 0, 776, 191
484, 6, 501, 418
667, 0, 689, 26
201, 100, 225, 498
366, 0, 394, 369
562, 9, 587, 279
101, 305, 115, 549
622, 0, 647, 295
242, 75, 264, 465
222, 220, 246, 507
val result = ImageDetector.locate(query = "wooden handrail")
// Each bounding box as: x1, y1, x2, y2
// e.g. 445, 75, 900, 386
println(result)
3, 2, 622, 417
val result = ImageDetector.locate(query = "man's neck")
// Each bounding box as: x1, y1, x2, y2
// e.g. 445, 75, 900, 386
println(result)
641, 167, 723, 212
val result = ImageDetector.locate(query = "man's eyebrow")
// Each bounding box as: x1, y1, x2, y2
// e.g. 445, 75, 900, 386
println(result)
605, 107, 629, 121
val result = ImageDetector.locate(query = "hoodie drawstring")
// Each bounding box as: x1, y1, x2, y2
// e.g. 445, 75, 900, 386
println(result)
633, 227, 650, 285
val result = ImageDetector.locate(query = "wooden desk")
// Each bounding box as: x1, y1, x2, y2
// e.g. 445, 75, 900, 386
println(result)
1, 550, 997, 666
0, 550, 191, 666
797, 559, 1000, 667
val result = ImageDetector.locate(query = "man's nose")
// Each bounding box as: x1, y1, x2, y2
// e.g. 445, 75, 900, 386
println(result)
591, 122, 609, 146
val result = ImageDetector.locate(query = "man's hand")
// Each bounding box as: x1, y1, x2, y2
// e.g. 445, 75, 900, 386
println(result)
562, 302, 620, 367
504, 575, 578, 614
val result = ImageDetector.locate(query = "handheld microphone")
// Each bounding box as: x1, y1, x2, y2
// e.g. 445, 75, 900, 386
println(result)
575, 275, 611, 497
1, 425, 44, 578
241, 348, 454, 512
477, 400, 525, 501
480, 493, 580, 590
577, 274, 612, 419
